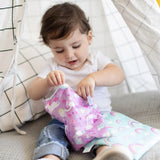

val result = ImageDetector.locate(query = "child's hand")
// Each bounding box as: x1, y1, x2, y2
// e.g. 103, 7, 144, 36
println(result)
46, 70, 65, 87
77, 75, 95, 100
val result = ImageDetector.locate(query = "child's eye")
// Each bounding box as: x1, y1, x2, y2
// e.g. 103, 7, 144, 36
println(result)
56, 50, 64, 53
73, 44, 80, 49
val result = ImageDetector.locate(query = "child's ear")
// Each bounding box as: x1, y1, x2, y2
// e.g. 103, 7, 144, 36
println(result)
87, 30, 92, 45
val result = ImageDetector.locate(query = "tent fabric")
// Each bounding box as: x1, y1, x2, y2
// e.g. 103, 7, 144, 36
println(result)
0, 39, 49, 132
0, 0, 26, 85
0, 0, 159, 132
111, 0, 160, 90
101, 0, 159, 92
0, 0, 28, 132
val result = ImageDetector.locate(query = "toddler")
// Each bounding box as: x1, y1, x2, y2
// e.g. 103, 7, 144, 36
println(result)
28, 2, 133, 160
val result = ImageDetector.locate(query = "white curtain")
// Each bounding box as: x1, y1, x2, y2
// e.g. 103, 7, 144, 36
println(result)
109, 0, 160, 92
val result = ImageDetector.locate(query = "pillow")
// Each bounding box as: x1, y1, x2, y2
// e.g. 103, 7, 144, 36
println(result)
0, 40, 52, 133
0, 0, 53, 133
44, 84, 110, 151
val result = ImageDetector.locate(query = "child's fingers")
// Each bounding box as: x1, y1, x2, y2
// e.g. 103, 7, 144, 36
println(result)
85, 86, 90, 98
59, 71, 65, 84
47, 75, 55, 87
50, 73, 58, 86
89, 85, 94, 97
77, 87, 82, 98
54, 71, 62, 85
51, 70, 65, 86
84, 85, 94, 99
77, 84, 94, 100
47, 70, 65, 87
82, 88, 87, 100
78, 86, 88, 100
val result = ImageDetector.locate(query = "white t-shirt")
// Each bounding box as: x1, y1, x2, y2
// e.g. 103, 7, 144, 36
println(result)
38, 51, 112, 112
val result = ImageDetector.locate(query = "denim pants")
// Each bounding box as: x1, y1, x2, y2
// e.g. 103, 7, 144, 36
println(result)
33, 119, 72, 160
33, 118, 103, 160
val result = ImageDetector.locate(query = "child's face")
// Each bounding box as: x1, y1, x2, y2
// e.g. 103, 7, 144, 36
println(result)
48, 28, 92, 70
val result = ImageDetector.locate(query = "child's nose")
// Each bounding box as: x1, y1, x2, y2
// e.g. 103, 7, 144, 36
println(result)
65, 49, 74, 59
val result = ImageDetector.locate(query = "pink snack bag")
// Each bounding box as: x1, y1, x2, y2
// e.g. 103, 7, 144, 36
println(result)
44, 84, 110, 151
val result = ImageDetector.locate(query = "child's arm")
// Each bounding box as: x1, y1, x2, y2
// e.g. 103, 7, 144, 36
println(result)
77, 63, 124, 99
27, 70, 65, 100
89, 63, 124, 86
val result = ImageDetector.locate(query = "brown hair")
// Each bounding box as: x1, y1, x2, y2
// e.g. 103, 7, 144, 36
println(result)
40, 2, 91, 45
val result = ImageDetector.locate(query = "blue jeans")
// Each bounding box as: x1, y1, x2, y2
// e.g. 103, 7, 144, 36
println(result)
33, 119, 97, 160
33, 119, 72, 160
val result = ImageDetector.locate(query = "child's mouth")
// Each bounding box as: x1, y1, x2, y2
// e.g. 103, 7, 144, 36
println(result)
68, 60, 77, 65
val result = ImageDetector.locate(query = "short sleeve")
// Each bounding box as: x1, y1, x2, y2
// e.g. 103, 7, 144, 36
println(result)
96, 51, 112, 70
38, 58, 56, 79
